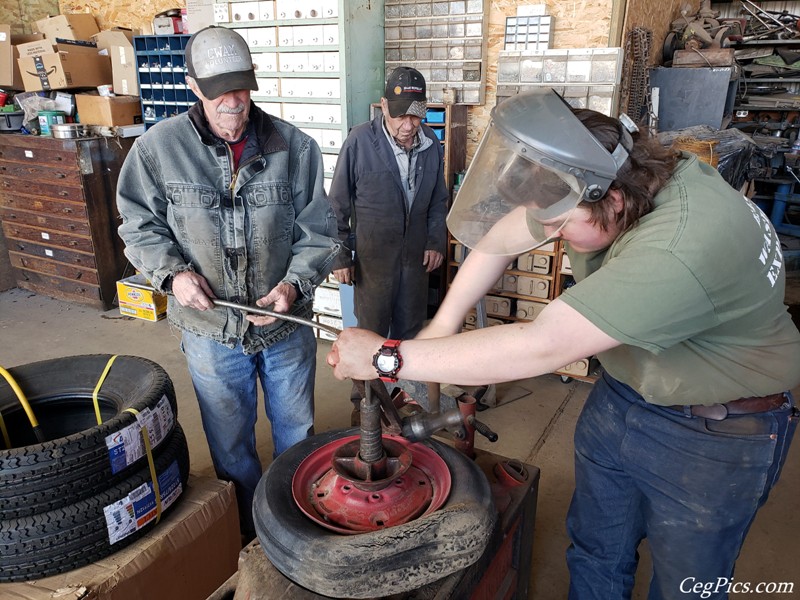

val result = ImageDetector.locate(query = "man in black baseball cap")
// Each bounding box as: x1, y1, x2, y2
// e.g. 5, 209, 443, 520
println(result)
384, 66, 427, 119
327, 65, 447, 421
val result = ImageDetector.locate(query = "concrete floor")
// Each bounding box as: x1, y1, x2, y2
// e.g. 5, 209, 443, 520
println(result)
1, 286, 798, 599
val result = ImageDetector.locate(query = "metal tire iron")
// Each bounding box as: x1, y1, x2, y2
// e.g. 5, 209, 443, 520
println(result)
213, 297, 497, 448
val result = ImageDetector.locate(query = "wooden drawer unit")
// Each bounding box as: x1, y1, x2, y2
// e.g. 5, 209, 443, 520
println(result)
0, 135, 134, 310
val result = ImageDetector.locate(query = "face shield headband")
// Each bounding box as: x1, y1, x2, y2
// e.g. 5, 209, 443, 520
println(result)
446, 89, 631, 256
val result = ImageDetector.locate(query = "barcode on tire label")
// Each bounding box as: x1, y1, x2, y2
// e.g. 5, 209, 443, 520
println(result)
103, 459, 183, 545
104, 395, 175, 474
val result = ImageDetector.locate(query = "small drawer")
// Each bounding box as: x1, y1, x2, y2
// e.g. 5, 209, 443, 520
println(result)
321, 0, 338, 18
322, 24, 339, 45
231, 2, 259, 22
321, 129, 343, 150
322, 154, 338, 176
255, 102, 282, 118
500, 274, 518, 292
246, 27, 276, 47
559, 359, 590, 377
517, 252, 551, 274
278, 26, 294, 46
484, 294, 512, 317
213, 3, 231, 23
279, 52, 307, 72
516, 300, 545, 320
252, 52, 277, 72
293, 25, 323, 46
256, 78, 279, 96
560, 254, 572, 274
516, 276, 550, 299
258, 0, 275, 20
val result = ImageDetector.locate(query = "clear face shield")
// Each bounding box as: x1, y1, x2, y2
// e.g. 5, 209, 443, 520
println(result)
446, 89, 629, 256
447, 125, 586, 255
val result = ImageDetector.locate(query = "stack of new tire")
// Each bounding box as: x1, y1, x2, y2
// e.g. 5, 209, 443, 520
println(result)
0, 354, 190, 582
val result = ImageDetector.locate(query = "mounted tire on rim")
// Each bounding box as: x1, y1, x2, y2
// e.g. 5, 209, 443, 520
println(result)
253, 428, 496, 599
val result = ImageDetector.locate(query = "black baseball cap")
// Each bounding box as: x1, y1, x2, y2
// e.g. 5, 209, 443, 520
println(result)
185, 26, 258, 100
385, 66, 427, 118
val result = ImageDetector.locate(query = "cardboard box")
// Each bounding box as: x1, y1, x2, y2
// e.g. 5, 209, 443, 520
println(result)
35, 13, 100, 41
313, 284, 341, 317
93, 29, 138, 96
0, 476, 240, 600
0, 26, 45, 89
76, 92, 142, 126
117, 273, 168, 321
17, 45, 111, 92
14, 39, 54, 58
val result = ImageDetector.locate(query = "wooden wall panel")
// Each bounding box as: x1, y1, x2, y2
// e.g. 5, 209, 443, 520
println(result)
58, 0, 180, 31
467, 0, 614, 162
0, 0, 60, 34
622, 0, 683, 66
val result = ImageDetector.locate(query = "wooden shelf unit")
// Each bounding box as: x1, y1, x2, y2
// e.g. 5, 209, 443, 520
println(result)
448, 239, 598, 383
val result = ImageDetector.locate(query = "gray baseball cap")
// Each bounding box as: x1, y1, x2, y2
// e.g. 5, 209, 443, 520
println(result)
185, 26, 258, 100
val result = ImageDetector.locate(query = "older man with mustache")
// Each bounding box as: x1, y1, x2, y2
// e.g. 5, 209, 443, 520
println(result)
116, 26, 340, 543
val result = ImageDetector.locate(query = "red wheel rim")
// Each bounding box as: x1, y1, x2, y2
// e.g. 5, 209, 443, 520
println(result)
292, 434, 452, 534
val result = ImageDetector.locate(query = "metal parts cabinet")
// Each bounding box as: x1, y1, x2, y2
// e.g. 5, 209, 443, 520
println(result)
133, 34, 199, 129
0, 135, 134, 310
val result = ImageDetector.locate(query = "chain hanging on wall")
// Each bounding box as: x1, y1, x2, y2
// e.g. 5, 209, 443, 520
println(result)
621, 27, 653, 126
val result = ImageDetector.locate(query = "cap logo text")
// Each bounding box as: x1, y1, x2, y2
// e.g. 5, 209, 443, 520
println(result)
205, 44, 244, 67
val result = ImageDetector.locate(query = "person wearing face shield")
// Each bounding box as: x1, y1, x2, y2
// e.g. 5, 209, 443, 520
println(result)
327, 89, 800, 598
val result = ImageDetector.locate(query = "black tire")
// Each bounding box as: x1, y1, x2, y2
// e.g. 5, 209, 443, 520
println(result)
253, 428, 496, 599
0, 354, 178, 519
0, 422, 190, 582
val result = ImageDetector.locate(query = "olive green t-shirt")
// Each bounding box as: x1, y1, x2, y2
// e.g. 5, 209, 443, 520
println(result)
560, 153, 800, 406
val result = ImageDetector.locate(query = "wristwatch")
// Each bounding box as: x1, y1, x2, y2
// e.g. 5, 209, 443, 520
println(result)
372, 339, 403, 382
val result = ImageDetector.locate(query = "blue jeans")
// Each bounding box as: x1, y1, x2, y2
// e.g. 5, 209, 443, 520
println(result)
567, 373, 797, 600
181, 326, 317, 535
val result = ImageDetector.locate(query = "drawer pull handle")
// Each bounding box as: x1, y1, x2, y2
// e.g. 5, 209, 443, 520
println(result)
56, 173, 66, 179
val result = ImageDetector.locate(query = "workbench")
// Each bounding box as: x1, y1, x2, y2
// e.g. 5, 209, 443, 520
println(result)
207, 448, 540, 600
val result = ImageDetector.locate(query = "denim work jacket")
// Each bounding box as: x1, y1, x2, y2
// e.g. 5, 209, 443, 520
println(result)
117, 102, 340, 353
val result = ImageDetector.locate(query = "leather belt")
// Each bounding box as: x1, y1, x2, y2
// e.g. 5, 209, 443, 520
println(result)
669, 392, 788, 421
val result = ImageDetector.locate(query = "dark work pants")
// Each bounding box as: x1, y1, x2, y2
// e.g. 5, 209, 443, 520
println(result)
566, 372, 797, 600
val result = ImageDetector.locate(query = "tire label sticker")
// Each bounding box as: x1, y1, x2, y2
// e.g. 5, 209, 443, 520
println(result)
103, 459, 183, 545
105, 395, 175, 474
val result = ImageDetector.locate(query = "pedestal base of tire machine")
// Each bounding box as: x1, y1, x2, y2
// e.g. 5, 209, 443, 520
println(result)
207, 448, 540, 600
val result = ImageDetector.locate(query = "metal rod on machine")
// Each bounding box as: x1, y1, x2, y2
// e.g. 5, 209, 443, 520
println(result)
359, 383, 384, 464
